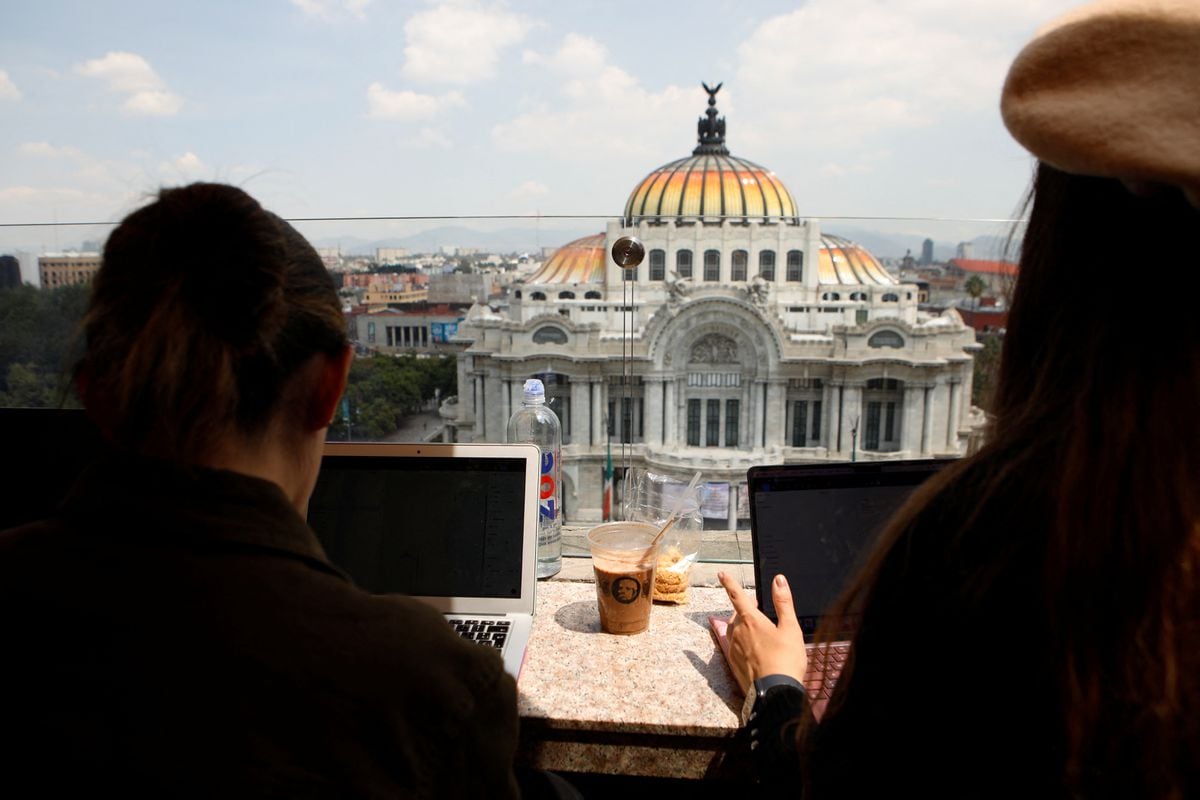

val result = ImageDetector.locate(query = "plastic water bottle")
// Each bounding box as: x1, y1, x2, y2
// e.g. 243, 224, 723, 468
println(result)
507, 378, 562, 579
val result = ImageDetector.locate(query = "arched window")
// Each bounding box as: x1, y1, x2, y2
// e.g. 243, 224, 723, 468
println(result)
676, 249, 693, 279
759, 250, 776, 281
584, 290, 602, 299
868, 330, 905, 349
850, 291, 867, 301
557, 290, 576, 299
731, 250, 748, 281
786, 250, 803, 281
532, 326, 569, 344
530, 291, 546, 301
514, 290, 522, 299
821, 291, 841, 301
703, 249, 720, 281
882, 292, 899, 302
649, 249, 666, 280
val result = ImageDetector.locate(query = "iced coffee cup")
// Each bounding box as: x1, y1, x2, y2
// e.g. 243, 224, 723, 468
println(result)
587, 521, 659, 635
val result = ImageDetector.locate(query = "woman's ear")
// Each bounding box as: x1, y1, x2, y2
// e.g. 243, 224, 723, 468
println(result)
306, 345, 353, 432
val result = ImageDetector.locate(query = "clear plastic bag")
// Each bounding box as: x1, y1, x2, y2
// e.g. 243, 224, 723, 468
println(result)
623, 468, 703, 604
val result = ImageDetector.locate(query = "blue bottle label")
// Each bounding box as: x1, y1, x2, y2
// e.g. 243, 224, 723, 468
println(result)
538, 449, 558, 522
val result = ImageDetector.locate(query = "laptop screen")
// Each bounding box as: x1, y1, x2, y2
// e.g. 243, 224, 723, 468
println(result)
308, 453, 527, 600
749, 460, 948, 633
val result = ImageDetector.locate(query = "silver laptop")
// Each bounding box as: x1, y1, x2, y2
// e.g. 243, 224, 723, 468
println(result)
307, 442, 540, 679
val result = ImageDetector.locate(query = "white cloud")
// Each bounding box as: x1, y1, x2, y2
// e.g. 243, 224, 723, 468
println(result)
401, 2, 533, 85
399, 127, 454, 149
159, 151, 208, 179
733, 0, 1080, 148
124, 89, 183, 116
0, 70, 21, 101
20, 142, 85, 159
291, 0, 370, 21
494, 34, 698, 161
367, 83, 464, 120
510, 180, 549, 198
76, 51, 183, 116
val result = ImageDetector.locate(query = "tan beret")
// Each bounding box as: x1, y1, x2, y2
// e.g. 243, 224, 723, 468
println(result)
1001, 0, 1200, 200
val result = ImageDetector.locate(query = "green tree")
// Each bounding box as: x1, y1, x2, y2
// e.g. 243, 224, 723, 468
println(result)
326, 353, 458, 441
971, 333, 1003, 412
0, 283, 89, 407
964, 274, 987, 310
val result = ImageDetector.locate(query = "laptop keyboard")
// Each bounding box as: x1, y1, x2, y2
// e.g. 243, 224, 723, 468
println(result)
449, 618, 510, 651
804, 642, 850, 700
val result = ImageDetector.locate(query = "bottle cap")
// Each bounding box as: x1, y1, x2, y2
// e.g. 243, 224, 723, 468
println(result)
523, 378, 546, 404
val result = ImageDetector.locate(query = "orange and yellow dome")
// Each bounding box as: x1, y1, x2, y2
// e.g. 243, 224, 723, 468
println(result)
526, 233, 606, 284
624, 154, 798, 225
818, 235, 896, 286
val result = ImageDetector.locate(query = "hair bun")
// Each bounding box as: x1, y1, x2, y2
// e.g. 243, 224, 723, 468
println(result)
156, 183, 289, 348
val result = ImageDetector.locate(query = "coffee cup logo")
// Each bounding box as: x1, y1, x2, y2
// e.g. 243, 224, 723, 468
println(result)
611, 576, 641, 604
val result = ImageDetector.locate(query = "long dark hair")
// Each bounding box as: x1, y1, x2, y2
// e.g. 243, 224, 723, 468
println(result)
809, 163, 1200, 796
79, 183, 348, 462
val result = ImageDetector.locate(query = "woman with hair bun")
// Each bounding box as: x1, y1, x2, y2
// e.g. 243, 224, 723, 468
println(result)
0, 183, 520, 797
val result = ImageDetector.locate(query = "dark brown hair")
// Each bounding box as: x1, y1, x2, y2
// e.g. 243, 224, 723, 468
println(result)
809, 164, 1200, 796
80, 183, 348, 462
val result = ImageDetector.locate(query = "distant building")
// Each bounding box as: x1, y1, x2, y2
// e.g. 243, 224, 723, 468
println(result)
921, 238, 934, 266
450, 86, 981, 526
0, 255, 20, 288
946, 258, 1018, 296
315, 247, 341, 269
955, 241, 974, 259
428, 273, 496, 305
39, 252, 101, 289
354, 304, 467, 353
376, 247, 409, 263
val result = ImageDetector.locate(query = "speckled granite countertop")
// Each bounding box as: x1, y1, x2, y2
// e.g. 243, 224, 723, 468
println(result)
516, 581, 749, 779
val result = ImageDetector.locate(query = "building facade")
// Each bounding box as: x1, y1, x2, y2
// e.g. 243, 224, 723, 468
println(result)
38, 252, 101, 288
448, 88, 980, 526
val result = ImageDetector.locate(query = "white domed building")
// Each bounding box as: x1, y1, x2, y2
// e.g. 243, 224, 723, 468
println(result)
450, 87, 979, 526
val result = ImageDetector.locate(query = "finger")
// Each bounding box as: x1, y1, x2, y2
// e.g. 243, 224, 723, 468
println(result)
771, 574, 802, 633
718, 571, 757, 617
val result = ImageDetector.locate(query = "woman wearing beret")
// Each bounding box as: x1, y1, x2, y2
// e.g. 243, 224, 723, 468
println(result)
722, 2, 1200, 796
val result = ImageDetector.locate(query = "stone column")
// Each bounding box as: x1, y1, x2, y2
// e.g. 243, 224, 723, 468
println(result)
476, 374, 487, 440
591, 379, 605, 447
946, 379, 961, 451
750, 380, 766, 448
843, 383, 863, 457
901, 383, 922, 454
644, 376, 663, 446
664, 379, 678, 447
764, 380, 786, 448
570, 379, 590, 446
835, 382, 846, 454
821, 382, 836, 450
921, 385, 933, 455
501, 379, 512, 432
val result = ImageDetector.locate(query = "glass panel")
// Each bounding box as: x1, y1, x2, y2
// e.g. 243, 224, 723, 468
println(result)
706, 399, 720, 447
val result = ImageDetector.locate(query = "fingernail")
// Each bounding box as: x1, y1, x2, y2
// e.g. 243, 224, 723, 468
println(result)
717, 571, 726, 582
775, 574, 788, 588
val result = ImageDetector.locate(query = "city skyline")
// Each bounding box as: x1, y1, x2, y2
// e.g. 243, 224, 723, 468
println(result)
2, 0, 1079, 259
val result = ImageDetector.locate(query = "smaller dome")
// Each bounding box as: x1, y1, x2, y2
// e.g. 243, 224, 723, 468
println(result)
526, 233, 606, 284
818, 235, 897, 286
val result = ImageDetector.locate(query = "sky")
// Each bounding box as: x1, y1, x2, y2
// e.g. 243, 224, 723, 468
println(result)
1, 0, 1083, 260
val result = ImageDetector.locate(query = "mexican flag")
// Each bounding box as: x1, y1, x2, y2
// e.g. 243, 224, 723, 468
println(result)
602, 437, 613, 521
